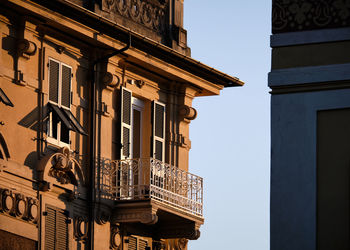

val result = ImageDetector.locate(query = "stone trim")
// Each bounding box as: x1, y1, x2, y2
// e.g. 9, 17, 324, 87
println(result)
268, 63, 350, 87
271, 27, 350, 47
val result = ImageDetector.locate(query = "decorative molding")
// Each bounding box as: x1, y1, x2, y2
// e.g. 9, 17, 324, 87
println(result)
102, 0, 168, 33
272, 0, 350, 34
110, 225, 123, 250
270, 27, 350, 47
0, 188, 38, 223
37, 147, 85, 191
17, 39, 37, 58
156, 228, 200, 240
74, 216, 88, 241
268, 63, 350, 87
178, 105, 197, 121
102, 72, 121, 88
96, 210, 110, 225
113, 211, 158, 225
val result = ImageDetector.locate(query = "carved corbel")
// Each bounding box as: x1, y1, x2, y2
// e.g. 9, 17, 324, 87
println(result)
18, 39, 37, 58
178, 105, 197, 121
96, 210, 110, 225
102, 72, 121, 88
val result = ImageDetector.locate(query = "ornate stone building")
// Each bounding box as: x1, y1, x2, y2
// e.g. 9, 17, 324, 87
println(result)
270, 1, 350, 250
0, 0, 243, 249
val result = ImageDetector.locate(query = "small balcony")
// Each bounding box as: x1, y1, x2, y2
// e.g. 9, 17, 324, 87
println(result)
98, 158, 204, 239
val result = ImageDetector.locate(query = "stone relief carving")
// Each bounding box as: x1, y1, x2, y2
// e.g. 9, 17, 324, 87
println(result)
37, 147, 85, 191
102, 0, 168, 32
74, 216, 88, 241
110, 225, 123, 250
0, 188, 38, 223
272, 0, 350, 33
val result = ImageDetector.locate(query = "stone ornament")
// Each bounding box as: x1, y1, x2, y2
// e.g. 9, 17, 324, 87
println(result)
272, 0, 350, 33
37, 147, 85, 191
96, 211, 110, 225
110, 226, 123, 250
102, 72, 121, 88
74, 216, 88, 240
167, 238, 188, 250
178, 105, 197, 121
18, 39, 37, 56
103, 0, 168, 32
0, 188, 38, 223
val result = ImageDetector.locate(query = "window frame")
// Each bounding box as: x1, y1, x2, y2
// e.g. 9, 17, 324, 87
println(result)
47, 57, 73, 147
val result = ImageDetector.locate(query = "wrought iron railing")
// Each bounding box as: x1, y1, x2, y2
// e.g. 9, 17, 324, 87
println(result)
98, 158, 203, 217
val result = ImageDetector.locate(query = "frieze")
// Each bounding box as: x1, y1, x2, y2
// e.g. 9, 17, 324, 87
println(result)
0, 188, 38, 223
102, 0, 168, 32
272, 0, 350, 33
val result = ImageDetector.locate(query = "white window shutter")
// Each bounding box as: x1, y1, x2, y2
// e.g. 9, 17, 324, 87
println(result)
121, 87, 132, 159
152, 101, 165, 161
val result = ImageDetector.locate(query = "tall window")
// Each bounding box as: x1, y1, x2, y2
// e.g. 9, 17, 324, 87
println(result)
47, 58, 72, 145
46, 58, 87, 146
120, 87, 165, 161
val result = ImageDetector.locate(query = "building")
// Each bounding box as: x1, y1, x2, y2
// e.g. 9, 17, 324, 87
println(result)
0, 0, 243, 249
270, 1, 350, 250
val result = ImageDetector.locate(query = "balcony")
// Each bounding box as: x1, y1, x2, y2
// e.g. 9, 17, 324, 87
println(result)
98, 158, 204, 239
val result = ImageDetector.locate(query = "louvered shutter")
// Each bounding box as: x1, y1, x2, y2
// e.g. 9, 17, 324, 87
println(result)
45, 207, 56, 250
139, 239, 147, 250
45, 206, 68, 250
128, 236, 137, 250
61, 65, 71, 109
152, 101, 166, 161
49, 60, 59, 104
121, 87, 132, 159
56, 210, 68, 249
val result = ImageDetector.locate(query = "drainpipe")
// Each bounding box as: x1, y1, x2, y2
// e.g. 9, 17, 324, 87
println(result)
88, 33, 131, 250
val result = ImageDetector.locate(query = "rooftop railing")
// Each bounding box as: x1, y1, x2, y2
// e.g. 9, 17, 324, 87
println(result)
98, 158, 203, 217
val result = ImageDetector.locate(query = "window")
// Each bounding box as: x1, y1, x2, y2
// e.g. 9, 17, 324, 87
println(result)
45, 206, 69, 250
47, 58, 86, 146
120, 87, 165, 161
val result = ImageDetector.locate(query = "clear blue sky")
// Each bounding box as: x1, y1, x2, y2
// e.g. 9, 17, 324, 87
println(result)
184, 1, 271, 249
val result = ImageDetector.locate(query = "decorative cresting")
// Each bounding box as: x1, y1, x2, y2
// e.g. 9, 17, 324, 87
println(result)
103, 0, 168, 32
99, 158, 203, 217
0, 188, 39, 223
272, 0, 350, 33
37, 147, 85, 191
